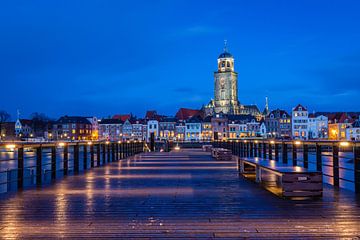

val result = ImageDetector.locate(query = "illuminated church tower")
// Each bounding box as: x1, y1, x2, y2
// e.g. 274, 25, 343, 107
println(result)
214, 41, 240, 114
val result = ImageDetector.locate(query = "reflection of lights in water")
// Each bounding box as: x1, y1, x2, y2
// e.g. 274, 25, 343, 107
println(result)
58, 142, 65, 147
270, 160, 275, 167
174, 146, 180, 151
295, 166, 302, 172
339, 141, 350, 147
5, 144, 16, 151
55, 189, 68, 237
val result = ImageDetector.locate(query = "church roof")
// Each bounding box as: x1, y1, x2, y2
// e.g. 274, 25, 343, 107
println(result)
218, 51, 233, 59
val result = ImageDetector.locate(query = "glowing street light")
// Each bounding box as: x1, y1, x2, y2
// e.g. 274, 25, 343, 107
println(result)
339, 141, 350, 147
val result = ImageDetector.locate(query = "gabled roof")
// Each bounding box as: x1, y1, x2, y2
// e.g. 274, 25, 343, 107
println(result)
352, 120, 360, 128
19, 119, 33, 125
99, 119, 124, 125
186, 115, 202, 123
113, 114, 131, 122
56, 116, 91, 124
227, 114, 255, 123
160, 117, 177, 123
293, 104, 307, 111
175, 108, 200, 121
327, 112, 353, 124
268, 109, 290, 119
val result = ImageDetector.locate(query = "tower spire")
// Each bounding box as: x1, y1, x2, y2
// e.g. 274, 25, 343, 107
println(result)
223, 39, 228, 52
265, 96, 269, 111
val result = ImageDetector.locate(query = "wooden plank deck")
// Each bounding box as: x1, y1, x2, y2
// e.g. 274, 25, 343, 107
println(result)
0, 149, 360, 239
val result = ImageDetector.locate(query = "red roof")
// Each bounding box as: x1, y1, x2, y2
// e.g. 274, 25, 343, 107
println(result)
175, 108, 200, 121
327, 112, 353, 124
112, 114, 131, 122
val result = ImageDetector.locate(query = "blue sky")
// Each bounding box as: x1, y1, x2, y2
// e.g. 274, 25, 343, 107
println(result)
0, 0, 359, 119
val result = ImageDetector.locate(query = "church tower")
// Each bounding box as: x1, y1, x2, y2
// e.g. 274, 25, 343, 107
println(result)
214, 41, 240, 114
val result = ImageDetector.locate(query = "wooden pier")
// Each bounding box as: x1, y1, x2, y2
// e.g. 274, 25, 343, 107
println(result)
0, 149, 359, 238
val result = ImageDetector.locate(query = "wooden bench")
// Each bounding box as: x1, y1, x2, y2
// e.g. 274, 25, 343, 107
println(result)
238, 157, 322, 198
202, 145, 213, 152
211, 148, 233, 161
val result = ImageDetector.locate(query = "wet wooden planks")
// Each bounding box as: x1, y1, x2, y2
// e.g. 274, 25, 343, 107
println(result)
0, 149, 360, 239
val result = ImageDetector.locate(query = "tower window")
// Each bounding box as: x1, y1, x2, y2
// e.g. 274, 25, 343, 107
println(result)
221, 61, 225, 67
227, 61, 230, 68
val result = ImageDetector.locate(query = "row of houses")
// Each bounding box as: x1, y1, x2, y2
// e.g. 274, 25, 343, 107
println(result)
2, 106, 360, 142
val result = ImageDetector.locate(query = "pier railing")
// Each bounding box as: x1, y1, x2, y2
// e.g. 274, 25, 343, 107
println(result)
213, 140, 360, 193
0, 141, 144, 193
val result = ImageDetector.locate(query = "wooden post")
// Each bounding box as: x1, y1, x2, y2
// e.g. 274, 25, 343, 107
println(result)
36, 146, 42, 185
116, 142, 119, 160
258, 142, 262, 158
17, 146, 24, 189
96, 144, 101, 167
282, 142, 288, 164
254, 142, 258, 157
63, 145, 68, 175
263, 142, 267, 159
51, 146, 56, 180
354, 145, 360, 193
107, 143, 111, 162
83, 144, 88, 170
303, 144, 309, 168
316, 143, 322, 171
102, 144, 106, 164
119, 143, 123, 159
333, 144, 340, 187
249, 142, 254, 158
274, 143, 279, 161
269, 143, 273, 160
74, 144, 79, 173
111, 143, 115, 162
244, 142, 248, 158
90, 144, 94, 168
292, 143, 297, 166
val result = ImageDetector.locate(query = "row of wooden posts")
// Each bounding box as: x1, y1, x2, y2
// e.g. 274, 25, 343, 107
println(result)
213, 140, 360, 193
16, 141, 144, 189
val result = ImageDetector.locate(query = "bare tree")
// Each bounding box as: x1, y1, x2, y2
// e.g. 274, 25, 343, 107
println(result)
0, 110, 11, 140
30, 112, 50, 137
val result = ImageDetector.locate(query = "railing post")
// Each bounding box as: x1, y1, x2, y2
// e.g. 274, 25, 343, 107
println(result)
269, 142, 273, 160
282, 142, 288, 164
292, 143, 297, 166
90, 144, 94, 168
239, 142, 243, 158
63, 144, 68, 176
51, 145, 56, 180
17, 146, 24, 189
254, 142, 258, 157
258, 142, 262, 158
102, 143, 106, 164
274, 143, 279, 161
354, 145, 360, 193
249, 141, 254, 158
303, 144, 309, 168
74, 144, 80, 174
96, 144, 101, 166
107, 143, 111, 162
83, 144, 88, 170
36, 146, 42, 185
116, 142, 119, 160
112, 143, 115, 162
244, 142, 248, 158
316, 143, 322, 171
333, 144, 340, 187
263, 142, 267, 159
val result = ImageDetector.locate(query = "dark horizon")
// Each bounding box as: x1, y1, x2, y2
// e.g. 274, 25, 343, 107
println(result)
1, 0, 360, 119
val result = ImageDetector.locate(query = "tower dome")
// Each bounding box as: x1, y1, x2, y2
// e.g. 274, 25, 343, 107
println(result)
218, 51, 233, 59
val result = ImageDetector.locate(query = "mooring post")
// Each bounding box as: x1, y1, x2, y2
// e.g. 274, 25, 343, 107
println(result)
83, 144, 88, 170
51, 145, 56, 180
36, 146, 42, 185
274, 143, 279, 161
90, 144, 94, 168
102, 143, 106, 164
74, 143, 80, 173
303, 144, 309, 168
316, 143, 322, 171
292, 143, 297, 166
17, 146, 24, 189
269, 142, 273, 160
63, 144, 68, 175
333, 143, 340, 187
282, 142, 288, 164
354, 145, 360, 193
263, 142, 267, 159
250, 141, 254, 158
96, 143, 101, 167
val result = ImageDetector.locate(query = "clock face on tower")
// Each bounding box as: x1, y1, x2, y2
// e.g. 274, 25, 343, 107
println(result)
220, 78, 225, 87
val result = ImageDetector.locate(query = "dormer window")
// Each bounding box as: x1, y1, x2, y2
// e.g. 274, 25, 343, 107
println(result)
270, 114, 274, 119
283, 114, 286, 118
299, 107, 302, 111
